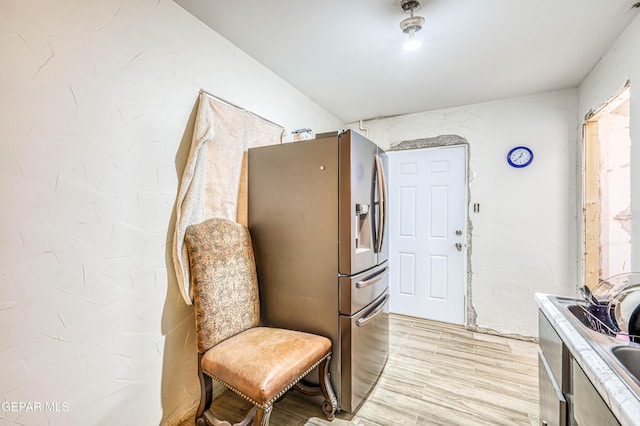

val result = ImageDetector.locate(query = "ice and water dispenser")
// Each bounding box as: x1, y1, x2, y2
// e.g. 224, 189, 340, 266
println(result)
355, 203, 371, 251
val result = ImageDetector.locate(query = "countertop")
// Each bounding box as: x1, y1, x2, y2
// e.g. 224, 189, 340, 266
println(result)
536, 293, 640, 426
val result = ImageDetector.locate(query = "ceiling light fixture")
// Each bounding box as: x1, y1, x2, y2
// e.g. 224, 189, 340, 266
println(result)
400, 0, 425, 51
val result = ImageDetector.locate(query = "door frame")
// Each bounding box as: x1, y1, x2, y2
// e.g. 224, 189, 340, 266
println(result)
387, 138, 471, 326
581, 83, 631, 289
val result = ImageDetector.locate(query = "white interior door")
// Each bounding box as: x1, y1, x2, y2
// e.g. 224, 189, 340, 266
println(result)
388, 146, 467, 325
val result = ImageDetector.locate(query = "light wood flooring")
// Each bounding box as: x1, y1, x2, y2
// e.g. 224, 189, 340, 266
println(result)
181, 314, 539, 426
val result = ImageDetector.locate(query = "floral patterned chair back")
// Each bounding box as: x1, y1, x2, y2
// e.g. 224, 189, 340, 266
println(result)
185, 217, 260, 353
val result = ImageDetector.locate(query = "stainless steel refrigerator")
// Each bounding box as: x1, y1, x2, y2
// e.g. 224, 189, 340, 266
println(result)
248, 129, 389, 413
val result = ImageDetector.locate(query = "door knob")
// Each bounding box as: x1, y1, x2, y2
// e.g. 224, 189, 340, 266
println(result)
456, 230, 462, 236
455, 242, 462, 252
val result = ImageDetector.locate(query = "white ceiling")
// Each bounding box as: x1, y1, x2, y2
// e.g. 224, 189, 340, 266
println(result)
175, 0, 639, 123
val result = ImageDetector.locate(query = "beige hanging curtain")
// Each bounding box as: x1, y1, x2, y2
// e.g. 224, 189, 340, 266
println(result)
173, 91, 284, 305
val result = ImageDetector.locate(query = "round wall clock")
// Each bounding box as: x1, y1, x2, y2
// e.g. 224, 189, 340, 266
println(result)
507, 146, 534, 168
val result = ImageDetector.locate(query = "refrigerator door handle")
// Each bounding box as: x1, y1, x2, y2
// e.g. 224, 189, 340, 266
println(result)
356, 294, 389, 327
374, 155, 387, 253
379, 155, 387, 251
356, 267, 389, 289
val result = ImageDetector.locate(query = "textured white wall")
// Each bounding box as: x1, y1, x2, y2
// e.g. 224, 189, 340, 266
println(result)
349, 89, 579, 337
0, 1, 342, 425
578, 14, 640, 274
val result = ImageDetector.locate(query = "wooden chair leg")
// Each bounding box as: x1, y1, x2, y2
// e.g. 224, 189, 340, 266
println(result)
318, 355, 338, 420
254, 405, 272, 426
196, 354, 213, 425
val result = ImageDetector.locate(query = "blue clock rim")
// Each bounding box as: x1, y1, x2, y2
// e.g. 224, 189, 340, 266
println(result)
507, 146, 533, 168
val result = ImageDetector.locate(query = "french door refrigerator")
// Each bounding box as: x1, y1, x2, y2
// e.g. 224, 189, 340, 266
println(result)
248, 129, 389, 413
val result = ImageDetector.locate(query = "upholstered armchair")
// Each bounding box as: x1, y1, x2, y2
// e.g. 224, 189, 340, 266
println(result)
185, 218, 338, 425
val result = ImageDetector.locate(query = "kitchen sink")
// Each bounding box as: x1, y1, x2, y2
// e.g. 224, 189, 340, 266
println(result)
566, 304, 600, 330
549, 296, 640, 397
611, 346, 640, 383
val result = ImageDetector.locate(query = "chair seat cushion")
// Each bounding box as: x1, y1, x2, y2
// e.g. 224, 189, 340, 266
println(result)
201, 327, 332, 408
